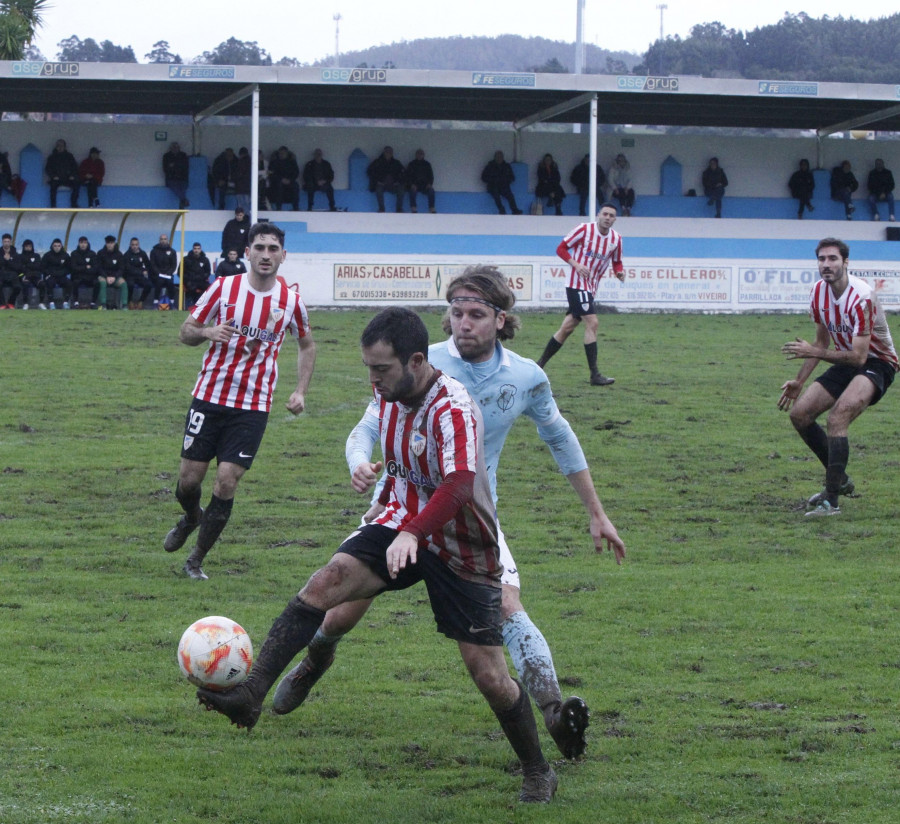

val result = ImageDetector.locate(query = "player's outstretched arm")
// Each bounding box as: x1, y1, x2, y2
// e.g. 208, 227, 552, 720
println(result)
286, 334, 316, 414
778, 324, 831, 409
777, 379, 804, 411
566, 468, 625, 563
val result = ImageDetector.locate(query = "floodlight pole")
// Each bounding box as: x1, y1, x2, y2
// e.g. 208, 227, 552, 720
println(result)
575, 0, 585, 75
656, 4, 668, 74
334, 13, 342, 68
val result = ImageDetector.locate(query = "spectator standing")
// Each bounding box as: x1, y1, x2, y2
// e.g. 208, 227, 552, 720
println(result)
830, 160, 858, 220
367, 146, 405, 213
123, 237, 153, 310
570, 154, 606, 217
163, 141, 190, 208
268, 146, 300, 211
70, 236, 99, 307
97, 235, 126, 309
607, 154, 635, 216
181, 242, 212, 307
211, 148, 237, 210
535, 153, 565, 216
40, 238, 72, 308
481, 151, 522, 215
0, 233, 21, 309
45, 139, 79, 208
866, 158, 895, 222
78, 147, 105, 208
788, 159, 816, 220
234, 147, 252, 214
0, 151, 13, 205
215, 249, 248, 278
221, 207, 251, 257
702, 157, 728, 218
257, 149, 270, 210
19, 240, 44, 308
150, 234, 178, 306
405, 148, 436, 214
302, 148, 337, 211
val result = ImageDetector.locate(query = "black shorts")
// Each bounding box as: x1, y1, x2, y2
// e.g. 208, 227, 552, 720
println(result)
336, 524, 503, 646
180, 398, 269, 468
565, 286, 596, 318
815, 357, 895, 406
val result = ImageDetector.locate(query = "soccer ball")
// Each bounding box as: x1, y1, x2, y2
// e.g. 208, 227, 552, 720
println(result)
177, 616, 253, 691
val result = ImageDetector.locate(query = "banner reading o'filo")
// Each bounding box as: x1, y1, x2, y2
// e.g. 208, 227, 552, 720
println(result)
333, 263, 533, 302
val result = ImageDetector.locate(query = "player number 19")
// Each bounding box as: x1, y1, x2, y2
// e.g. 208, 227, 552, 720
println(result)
187, 410, 205, 435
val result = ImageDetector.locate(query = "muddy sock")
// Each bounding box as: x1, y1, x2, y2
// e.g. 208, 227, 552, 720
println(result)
584, 341, 599, 376
245, 596, 327, 702
187, 495, 233, 567
307, 626, 344, 667
502, 611, 561, 726
537, 337, 562, 369
798, 423, 829, 469
196, 494, 233, 551
825, 436, 850, 506
493, 679, 548, 774
175, 482, 202, 522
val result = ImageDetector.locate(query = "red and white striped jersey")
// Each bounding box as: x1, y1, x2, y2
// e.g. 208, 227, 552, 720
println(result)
810, 275, 899, 370
559, 222, 624, 292
189, 274, 312, 411
369, 371, 502, 585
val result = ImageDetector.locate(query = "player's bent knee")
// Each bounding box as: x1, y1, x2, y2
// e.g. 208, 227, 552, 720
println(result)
323, 598, 372, 635
300, 555, 376, 610
500, 586, 524, 620
469, 666, 512, 704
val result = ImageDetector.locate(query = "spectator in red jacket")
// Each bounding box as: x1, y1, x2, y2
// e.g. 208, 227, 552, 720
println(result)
78, 147, 105, 208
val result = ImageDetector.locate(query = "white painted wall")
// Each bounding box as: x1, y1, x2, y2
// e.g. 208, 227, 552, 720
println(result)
1, 118, 896, 196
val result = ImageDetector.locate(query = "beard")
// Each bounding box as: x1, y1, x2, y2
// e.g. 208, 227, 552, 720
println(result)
380, 368, 417, 403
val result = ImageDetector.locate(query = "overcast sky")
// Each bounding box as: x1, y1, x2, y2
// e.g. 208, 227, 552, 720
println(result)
31, 2, 900, 65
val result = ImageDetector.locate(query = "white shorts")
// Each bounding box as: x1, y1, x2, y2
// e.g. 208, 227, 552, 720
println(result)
498, 524, 520, 589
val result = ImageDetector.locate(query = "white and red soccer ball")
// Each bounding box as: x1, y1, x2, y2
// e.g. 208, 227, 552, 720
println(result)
177, 616, 253, 691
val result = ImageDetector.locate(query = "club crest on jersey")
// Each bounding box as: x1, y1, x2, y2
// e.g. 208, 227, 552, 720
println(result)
269, 308, 284, 328
183, 435, 194, 450
497, 383, 517, 411
410, 431, 426, 456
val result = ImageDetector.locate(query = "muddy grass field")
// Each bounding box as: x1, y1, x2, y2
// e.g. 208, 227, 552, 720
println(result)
1, 310, 898, 823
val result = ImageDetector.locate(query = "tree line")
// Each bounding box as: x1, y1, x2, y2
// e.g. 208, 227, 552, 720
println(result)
637, 13, 900, 84
2, 6, 898, 85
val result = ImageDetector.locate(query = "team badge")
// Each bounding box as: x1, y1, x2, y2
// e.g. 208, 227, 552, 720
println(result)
410, 431, 426, 456
183, 435, 194, 451
497, 383, 517, 411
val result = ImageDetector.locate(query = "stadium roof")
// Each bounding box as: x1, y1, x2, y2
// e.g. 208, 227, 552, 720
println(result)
3, 61, 900, 135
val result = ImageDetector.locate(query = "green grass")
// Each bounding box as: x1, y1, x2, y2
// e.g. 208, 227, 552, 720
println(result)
1, 309, 899, 823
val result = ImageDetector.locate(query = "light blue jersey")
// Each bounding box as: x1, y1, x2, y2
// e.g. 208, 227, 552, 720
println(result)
429, 338, 588, 504
346, 338, 588, 508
